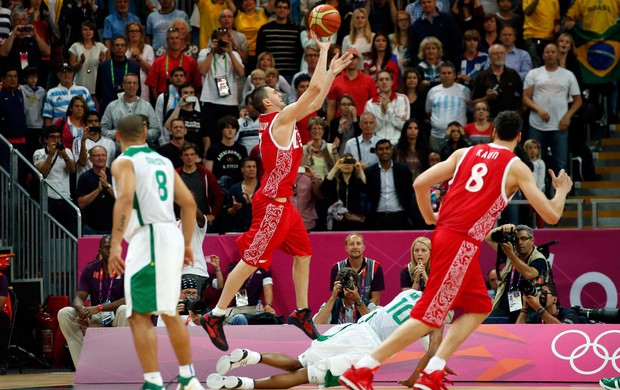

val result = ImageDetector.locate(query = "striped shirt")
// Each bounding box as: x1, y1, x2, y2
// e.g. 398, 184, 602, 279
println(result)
42, 84, 95, 122
0, 7, 10, 45
256, 21, 302, 77
425, 82, 471, 140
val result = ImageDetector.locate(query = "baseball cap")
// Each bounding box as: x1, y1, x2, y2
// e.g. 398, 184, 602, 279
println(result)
57, 63, 73, 72
347, 48, 362, 59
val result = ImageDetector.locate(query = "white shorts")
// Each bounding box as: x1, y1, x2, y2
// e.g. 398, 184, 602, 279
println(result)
124, 223, 184, 317
298, 323, 381, 385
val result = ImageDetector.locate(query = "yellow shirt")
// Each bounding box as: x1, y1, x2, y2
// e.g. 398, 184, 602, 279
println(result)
197, 0, 227, 49
234, 9, 268, 56
522, 0, 560, 40
566, 0, 620, 34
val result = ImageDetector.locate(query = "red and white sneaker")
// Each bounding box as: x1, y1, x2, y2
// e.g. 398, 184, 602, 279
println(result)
414, 369, 452, 390
338, 366, 376, 390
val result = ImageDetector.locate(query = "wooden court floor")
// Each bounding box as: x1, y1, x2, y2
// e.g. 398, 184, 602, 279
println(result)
0, 372, 604, 390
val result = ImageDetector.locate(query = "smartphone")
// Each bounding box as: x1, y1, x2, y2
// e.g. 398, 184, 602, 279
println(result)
185, 96, 198, 103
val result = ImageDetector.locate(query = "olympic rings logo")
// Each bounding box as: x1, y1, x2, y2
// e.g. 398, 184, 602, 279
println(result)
551, 329, 620, 375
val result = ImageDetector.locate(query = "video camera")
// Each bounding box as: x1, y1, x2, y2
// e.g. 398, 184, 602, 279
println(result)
338, 276, 356, 298
180, 297, 206, 315
572, 306, 620, 324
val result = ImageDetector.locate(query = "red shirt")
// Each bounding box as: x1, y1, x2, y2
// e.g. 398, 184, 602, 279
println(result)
437, 143, 519, 240
258, 112, 303, 199
145, 53, 202, 95
296, 111, 316, 144
328, 71, 378, 116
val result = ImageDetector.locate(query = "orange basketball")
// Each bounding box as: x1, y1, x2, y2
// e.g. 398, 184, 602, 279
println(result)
307, 5, 341, 38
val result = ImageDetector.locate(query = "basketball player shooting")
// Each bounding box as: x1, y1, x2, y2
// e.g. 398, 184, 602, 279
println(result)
339, 111, 574, 390
200, 31, 354, 351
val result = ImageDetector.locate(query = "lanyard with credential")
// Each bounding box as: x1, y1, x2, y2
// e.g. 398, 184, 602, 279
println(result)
98, 266, 115, 304
165, 54, 183, 78
110, 61, 129, 88
212, 53, 227, 76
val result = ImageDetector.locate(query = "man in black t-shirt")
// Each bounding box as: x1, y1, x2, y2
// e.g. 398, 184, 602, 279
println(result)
164, 83, 209, 159
205, 115, 248, 187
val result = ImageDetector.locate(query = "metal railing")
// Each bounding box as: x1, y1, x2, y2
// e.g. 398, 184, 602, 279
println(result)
1, 134, 81, 299
510, 199, 584, 229
591, 199, 620, 229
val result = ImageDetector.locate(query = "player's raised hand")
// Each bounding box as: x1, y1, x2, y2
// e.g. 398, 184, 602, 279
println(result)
549, 169, 573, 194
310, 30, 330, 51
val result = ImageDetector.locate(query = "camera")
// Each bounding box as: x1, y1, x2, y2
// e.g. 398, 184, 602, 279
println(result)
55, 142, 65, 151
89, 126, 101, 133
343, 157, 356, 164
338, 276, 356, 298
573, 306, 620, 324
17, 25, 33, 33
218, 39, 228, 48
185, 96, 197, 103
180, 297, 206, 315
491, 229, 518, 245
517, 279, 540, 296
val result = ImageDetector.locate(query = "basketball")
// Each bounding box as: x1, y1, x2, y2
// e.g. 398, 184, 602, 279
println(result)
307, 5, 341, 38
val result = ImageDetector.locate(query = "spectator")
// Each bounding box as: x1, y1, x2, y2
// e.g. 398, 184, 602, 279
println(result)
43, 63, 95, 128
255, 0, 302, 82
198, 28, 244, 145
154, 66, 186, 135
479, 12, 500, 53
400, 67, 428, 121
290, 45, 320, 103
522, 0, 560, 68
326, 94, 360, 156
456, 29, 488, 89
408, 0, 461, 66
0, 8, 50, 82
177, 142, 225, 228
224, 259, 276, 321
341, 8, 374, 63
516, 282, 579, 324
101, 0, 140, 51
464, 101, 493, 144
415, 36, 444, 88
33, 126, 76, 231
217, 9, 248, 65
196, 0, 235, 50
524, 138, 545, 192
20, 66, 45, 159
236, 94, 260, 155
158, 118, 188, 168
125, 21, 154, 101
498, 25, 532, 81
76, 145, 115, 235
425, 62, 471, 149
391, 11, 412, 71
365, 0, 397, 35
450, 0, 484, 34
395, 118, 430, 179
322, 154, 367, 231
343, 112, 380, 168
0, 66, 28, 171
164, 83, 206, 158
57, 235, 128, 368
438, 121, 473, 161
301, 116, 336, 178
486, 268, 499, 299
471, 44, 523, 118
73, 111, 116, 180
400, 236, 431, 291
292, 74, 315, 145
364, 69, 409, 146
404, 0, 445, 25
0, 6, 9, 46
523, 43, 582, 173
495, 0, 522, 35
291, 165, 323, 231
170, 18, 199, 60
485, 224, 551, 323
226, 157, 259, 232
314, 266, 376, 324
0, 257, 10, 375
146, 27, 201, 102
364, 32, 400, 90
54, 95, 88, 150
95, 36, 140, 113
68, 21, 107, 96
57, 0, 100, 56
101, 73, 160, 149
146, 0, 189, 57
564, 0, 620, 34
233, 0, 267, 70
365, 139, 414, 230
205, 115, 248, 186
242, 51, 293, 103
326, 49, 378, 123
328, 233, 385, 305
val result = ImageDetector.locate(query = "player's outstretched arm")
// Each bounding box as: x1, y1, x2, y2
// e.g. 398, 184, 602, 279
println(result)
108, 158, 136, 276
174, 172, 197, 267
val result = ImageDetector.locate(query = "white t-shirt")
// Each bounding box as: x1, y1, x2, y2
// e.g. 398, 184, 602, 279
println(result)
179, 218, 208, 277
197, 48, 243, 106
33, 148, 74, 200
426, 83, 471, 140
72, 136, 117, 181
524, 66, 581, 131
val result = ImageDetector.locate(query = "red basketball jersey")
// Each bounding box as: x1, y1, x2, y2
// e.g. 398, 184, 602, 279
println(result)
437, 143, 520, 241
258, 112, 303, 198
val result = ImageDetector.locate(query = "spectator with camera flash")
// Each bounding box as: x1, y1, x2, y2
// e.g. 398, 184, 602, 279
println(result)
484, 224, 550, 323
516, 282, 579, 324
314, 267, 376, 324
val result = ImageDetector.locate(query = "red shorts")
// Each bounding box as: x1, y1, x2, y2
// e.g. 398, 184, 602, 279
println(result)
237, 192, 312, 268
410, 228, 492, 328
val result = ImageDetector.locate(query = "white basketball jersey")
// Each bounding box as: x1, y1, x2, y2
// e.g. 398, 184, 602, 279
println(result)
113, 145, 177, 241
358, 289, 423, 342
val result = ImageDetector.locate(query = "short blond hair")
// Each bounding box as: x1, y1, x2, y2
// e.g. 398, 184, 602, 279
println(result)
418, 36, 443, 60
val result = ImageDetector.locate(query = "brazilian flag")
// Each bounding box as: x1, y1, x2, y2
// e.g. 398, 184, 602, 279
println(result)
571, 23, 620, 84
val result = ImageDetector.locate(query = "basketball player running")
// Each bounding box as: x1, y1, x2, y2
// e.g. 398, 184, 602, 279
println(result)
108, 114, 203, 390
200, 32, 354, 351
206, 289, 442, 390
339, 111, 574, 390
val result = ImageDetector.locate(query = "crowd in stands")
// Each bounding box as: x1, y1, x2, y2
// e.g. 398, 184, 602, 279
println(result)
1, 0, 619, 234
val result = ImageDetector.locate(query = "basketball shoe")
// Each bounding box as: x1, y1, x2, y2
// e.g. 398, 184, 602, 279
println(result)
414, 369, 452, 390
207, 374, 254, 389
600, 376, 620, 389
339, 366, 377, 390
216, 349, 259, 374
176, 375, 205, 389
141, 382, 163, 390
287, 308, 320, 339
200, 313, 228, 351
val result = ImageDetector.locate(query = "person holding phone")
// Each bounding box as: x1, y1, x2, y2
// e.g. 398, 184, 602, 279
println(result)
73, 110, 117, 182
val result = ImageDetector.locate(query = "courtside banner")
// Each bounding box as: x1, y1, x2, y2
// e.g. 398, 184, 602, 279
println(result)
571, 23, 620, 84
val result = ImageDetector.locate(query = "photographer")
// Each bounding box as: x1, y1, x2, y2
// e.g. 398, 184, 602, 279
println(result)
322, 154, 367, 231
157, 277, 206, 327
484, 224, 550, 323
516, 283, 579, 324
314, 267, 376, 325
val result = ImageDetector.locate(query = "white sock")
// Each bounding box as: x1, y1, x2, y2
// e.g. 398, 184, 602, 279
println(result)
179, 364, 194, 378
425, 357, 446, 373
247, 351, 262, 365
144, 372, 163, 386
212, 307, 226, 316
354, 355, 380, 370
